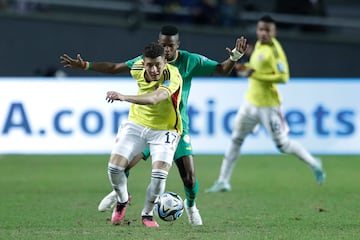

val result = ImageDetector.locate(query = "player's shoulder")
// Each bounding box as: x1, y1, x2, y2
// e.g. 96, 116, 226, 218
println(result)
131, 59, 144, 70
166, 63, 181, 75
271, 38, 285, 50
130, 59, 144, 79
178, 49, 190, 55
272, 38, 282, 44
178, 49, 212, 62
271, 38, 287, 57
178, 49, 199, 59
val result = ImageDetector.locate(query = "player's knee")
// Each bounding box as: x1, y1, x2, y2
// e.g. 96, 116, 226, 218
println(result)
231, 130, 244, 145
108, 163, 125, 174
277, 144, 286, 153
275, 138, 290, 153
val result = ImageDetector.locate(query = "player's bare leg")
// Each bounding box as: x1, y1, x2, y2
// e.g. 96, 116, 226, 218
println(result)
175, 155, 203, 226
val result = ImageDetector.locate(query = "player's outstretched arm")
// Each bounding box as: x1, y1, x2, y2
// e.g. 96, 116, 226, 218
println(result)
60, 53, 129, 74
106, 88, 169, 105
215, 36, 248, 75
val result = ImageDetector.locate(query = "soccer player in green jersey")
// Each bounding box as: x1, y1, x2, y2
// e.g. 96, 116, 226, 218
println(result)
106, 42, 182, 227
206, 15, 326, 193
60, 25, 247, 226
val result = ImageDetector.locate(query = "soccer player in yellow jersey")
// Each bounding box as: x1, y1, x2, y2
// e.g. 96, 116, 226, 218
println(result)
105, 42, 182, 227
206, 15, 326, 193
60, 25, 247, 226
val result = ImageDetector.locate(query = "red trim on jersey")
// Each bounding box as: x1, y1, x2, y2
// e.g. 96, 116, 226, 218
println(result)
171, 87, 181, 133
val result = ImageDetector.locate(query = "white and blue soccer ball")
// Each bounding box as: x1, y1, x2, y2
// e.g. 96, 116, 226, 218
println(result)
154, 191, 184, 221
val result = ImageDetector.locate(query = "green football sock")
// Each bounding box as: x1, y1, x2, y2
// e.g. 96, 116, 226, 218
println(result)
184, 179, 199, 207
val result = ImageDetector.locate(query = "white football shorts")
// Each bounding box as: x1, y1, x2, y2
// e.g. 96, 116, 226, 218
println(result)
233, 100, 289, 140
111, 120, 180, 165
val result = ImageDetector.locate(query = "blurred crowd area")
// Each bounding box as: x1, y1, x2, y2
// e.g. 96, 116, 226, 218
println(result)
2, 0, 360, 36
1, 0, 359, 77
0, 0, 353, 31
145, 0, 327, 29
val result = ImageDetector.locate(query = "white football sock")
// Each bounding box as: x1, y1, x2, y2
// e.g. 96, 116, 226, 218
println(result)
282, 140, 320, 168
141, 169, 168, 216
218, 140, 242, 184
108, 163, 129, 203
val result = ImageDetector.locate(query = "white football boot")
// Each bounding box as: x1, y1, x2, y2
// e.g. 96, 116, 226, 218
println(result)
98, 190, 117, 212
184, 199, 203, 226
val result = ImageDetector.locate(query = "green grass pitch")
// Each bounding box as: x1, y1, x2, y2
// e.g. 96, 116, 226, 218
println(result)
0, 154, 359, 240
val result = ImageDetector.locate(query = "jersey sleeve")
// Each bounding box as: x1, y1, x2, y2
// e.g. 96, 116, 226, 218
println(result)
125, 55, 142, 68
251, 42, 289, 84
251, 63, 289, 83
188, 53, 218, 76
129, 59, 145, 80
159, 66, 182, 96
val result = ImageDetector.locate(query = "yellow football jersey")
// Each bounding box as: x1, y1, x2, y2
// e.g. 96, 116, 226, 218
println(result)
129, 59, 183, 133
245, 37, 289, 107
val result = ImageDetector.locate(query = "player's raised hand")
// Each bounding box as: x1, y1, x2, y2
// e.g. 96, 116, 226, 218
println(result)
236, 36, 248, 54
226, 36, 248, 62
60, 53, 85, 69
106, 91, 125, 103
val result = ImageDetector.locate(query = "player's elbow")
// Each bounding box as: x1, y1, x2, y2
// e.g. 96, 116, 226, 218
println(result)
147, 98, 160, 105
148, 95, 167, 105
278, 74, 289, 83
214, 64, 229, 76
149, 90, 169, 105
103, 66, 119, 74
110, 63, 128, 74
110, 66, 123, 74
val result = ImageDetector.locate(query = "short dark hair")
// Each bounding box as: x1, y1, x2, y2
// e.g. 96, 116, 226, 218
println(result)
259, 15, 276, 24
143, 42, 165, 58
160, 25, 179, 36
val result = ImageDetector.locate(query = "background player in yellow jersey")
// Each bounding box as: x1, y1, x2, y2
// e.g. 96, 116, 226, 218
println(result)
206, 15, 326, 193
105, 42, 182, 227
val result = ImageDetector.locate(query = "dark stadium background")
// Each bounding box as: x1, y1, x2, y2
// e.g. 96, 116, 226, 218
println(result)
0, 0, 359, 78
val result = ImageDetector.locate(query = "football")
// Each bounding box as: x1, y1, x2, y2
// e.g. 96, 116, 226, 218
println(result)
154, 191, 184, 221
